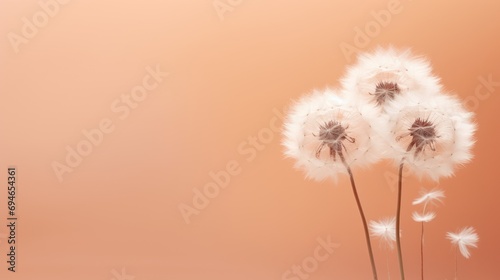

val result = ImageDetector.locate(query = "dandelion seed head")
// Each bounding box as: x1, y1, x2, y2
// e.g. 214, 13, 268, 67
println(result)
372, 81, 401, 106
282, 89, 382, 181
383, 93, 476, 180
341, 47, 441, 112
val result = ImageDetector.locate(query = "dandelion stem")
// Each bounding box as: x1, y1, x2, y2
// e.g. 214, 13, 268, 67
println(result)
340, 151, 378, 280
386, 249, 391, 280
455, 246, 458, 280
396, 161, 405, 280
420, 222, 424, 280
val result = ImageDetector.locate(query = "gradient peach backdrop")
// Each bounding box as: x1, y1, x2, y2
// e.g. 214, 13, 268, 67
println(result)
1, 0, 499, 279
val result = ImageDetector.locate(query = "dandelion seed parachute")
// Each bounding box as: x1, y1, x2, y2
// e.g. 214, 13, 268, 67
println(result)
369, 217, 397, 249
447, 227, 479, 259
413, 189, 445, 206
412, 212, 436, 223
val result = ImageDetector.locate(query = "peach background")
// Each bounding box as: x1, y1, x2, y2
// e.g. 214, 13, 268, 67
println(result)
1, 0, 500, 279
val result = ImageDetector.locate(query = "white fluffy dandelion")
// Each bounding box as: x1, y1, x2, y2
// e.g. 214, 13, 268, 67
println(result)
412, 211, 436, 223
341, 47, 441, 112
382, 92, 474, 280
412, 189, 444, 280
282, 89, 382, 279
383, 93, 476, 180
413, 210, 437, 280
370, 217, 397, 280
447, 227, 479, 279
281, 47, 477, 280
369, 217, 397, 249
413, 189, 445, 207
447, 227, 479, 259
282, 89, 382, 181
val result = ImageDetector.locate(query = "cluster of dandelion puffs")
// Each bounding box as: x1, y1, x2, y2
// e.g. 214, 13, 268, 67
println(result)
283, 47, 475, 181
282, 47, 477, 279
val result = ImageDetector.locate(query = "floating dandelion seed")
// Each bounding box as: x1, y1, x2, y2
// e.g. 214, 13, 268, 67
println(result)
382, 93, 474, 280
447, 227, 479, 259
447, 227, 479, 280
282, 47, 477, 280
413, 189, 444, 280
412, 211, 436, 223
413, 210, 437, 280
370, 217, 398, 280
413, 189, 445, 207
369, 217, 397, 249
